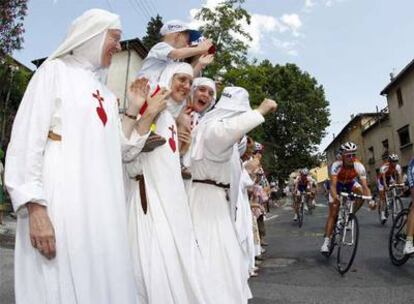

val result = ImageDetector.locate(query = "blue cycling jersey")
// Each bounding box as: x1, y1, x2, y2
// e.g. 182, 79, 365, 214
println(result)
407, 158, 414, 188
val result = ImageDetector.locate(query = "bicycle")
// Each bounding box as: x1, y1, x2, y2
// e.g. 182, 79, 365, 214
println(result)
378, 183, 405, 225
388, 202, 413, 266
297, 191, 312, 228
325, 191, 372, 275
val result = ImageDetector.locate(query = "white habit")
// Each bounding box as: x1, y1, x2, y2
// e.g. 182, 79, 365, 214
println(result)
126, 63, 217, 304
5, 9, 142, 304
190, 87, 265, 303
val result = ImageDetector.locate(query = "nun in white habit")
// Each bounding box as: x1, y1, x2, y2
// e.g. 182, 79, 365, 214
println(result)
4, 9, 153, 304
126, 62, 218, 304
189, 87, 277, 303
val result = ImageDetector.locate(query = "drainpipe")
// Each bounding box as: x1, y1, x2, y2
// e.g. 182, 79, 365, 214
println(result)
123, 41, 132, 112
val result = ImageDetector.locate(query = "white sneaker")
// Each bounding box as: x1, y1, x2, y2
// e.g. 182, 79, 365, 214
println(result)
381, 211, 386, 221
403, 240, 414, 255
293, 214, 298, 221
320, 237, 330, 253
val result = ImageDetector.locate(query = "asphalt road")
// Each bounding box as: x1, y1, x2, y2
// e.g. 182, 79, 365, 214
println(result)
249, 196, 414, 304
1, 197, 414, 304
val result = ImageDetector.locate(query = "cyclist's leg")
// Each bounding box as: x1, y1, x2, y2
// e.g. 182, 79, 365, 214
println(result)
378, 178, 386, 212
352, 182, 364, 213
404, 202, 414, 254
321, 193, 339, 252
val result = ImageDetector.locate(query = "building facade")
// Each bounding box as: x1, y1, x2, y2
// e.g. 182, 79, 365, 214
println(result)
381, 59, 414, 169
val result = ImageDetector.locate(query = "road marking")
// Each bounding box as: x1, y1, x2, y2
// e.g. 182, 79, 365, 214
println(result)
265, 214, 279, 222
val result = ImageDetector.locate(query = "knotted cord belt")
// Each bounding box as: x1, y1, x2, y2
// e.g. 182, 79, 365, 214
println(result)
48, 131, 62, 141
193, 179, 230, 201
135, 174, 148, 214
192, 179, 230, 189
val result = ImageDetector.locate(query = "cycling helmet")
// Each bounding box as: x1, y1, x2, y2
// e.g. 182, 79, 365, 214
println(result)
301, 168, 309, 176
340, 141, 357, 154
388, 153, 399, 162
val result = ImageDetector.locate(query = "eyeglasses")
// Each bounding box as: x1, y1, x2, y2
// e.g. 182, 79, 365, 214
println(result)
343, 153, 356, 159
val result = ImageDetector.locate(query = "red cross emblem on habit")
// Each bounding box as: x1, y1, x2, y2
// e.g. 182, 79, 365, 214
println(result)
168, 125, 177, 153
92, 90, 107, 126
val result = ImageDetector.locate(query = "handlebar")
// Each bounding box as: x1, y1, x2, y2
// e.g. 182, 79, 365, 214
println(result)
388, 184, 405, 189
340, 192, 372, 200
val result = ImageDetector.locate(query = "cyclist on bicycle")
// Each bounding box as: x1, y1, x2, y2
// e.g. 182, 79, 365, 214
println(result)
403, 158, 414, 255
320, 142, 372, 253
377, 153, 403, 222
293, 168, 313, 221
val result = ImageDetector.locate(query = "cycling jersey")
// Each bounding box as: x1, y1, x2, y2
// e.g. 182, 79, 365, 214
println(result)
407, 158, 414, 189
380, 162, 402, 179
329, 160, 365, 203
294, 175, 313, 192
330, 160, 366, 183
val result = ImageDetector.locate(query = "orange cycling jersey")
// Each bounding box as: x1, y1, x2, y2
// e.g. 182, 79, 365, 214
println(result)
331, 159, 366, 184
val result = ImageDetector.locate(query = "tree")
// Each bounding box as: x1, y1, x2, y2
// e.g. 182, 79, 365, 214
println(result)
142, 14, 163, 50
226, 60, 330, 182
195, 0, 251, 78
0, 0, 28, 57
0, 56, 32, 149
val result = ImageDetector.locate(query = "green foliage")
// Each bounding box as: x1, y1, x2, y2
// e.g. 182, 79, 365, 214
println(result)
226, 61, 330, 181
142, 14, 164, 50
195, 0, 251, 78
0, 0, 28, 57
0, 56, 32, 148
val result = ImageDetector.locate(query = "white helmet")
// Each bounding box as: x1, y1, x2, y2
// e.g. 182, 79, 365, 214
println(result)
300, 168, 309, 176
340, 141, 357, 154
388, 153, 399, 162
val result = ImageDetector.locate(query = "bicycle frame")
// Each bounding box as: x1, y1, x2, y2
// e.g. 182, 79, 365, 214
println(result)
338, 194, 355, 246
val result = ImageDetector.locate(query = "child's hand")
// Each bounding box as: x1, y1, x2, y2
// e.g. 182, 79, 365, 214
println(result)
198, 39, 213, 53
198, 54, 214, 68
127, 78, 150, 111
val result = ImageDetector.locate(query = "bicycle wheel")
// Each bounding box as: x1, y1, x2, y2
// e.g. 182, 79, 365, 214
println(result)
298, 201, 304, 228
388, 209, 410, 266
392, 198, 404, 222
337, 214, 359, 275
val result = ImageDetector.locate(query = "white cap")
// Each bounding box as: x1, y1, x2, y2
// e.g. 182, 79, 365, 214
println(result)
215, 87, 252, 112
160, 20, 191, 35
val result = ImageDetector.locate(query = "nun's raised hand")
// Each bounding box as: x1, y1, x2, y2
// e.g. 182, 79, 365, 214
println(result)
127, 77, 150, 114
27, 203, 56, 260
145, 88, 170, 118
257, 99, 277, 116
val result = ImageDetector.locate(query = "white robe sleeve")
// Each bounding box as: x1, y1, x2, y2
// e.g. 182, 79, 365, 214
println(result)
204, 110, 265, 161
4, 60, 62, 214
119, 126, 150, 163
114, 93, 150, 162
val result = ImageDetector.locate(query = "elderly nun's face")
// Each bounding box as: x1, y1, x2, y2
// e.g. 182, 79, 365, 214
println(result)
170, 73, 193, 102
192, 85, 214, 113
101, 29, 122, 68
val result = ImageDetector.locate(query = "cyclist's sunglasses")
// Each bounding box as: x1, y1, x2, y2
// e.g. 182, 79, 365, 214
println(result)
343, 153, 356, 159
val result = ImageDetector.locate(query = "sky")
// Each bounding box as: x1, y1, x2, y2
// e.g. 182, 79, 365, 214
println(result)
12, 0, 414, 151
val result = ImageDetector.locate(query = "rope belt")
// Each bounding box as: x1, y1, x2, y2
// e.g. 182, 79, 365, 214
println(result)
134, 174, 148, 214
192, 179, 230, 189
48, 131, 62, 141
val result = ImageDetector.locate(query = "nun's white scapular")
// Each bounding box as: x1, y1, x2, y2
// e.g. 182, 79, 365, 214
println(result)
126, 62, 218, 304
189, 87, 265, 304
5, 9, 145, 304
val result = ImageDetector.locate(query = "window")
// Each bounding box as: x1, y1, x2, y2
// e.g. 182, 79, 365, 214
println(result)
368, 146, 375, 164
397, 88, 404, 107
382, 139, 389, 149
398, 125, 411, 148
